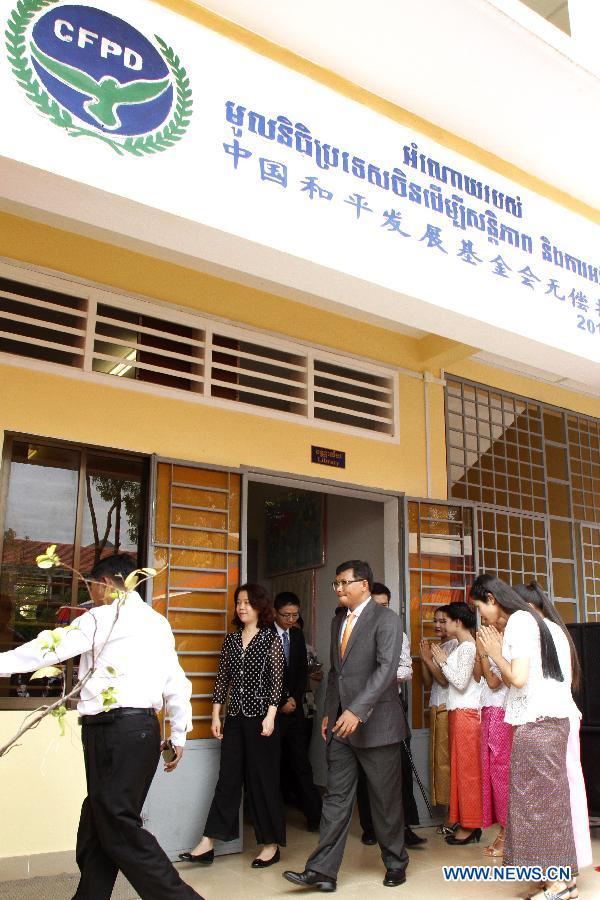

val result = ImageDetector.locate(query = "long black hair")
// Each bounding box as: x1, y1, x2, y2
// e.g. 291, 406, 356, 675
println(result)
470, 574, 563, 683
513, 581, 581, 691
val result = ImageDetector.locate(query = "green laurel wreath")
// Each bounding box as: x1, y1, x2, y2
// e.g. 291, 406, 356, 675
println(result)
5, 0, 193, 156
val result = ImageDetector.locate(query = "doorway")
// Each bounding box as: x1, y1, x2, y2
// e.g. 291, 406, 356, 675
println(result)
245, 474, 401, 786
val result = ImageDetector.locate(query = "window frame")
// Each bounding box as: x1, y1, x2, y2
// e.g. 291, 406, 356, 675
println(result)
0, 431, 150, 710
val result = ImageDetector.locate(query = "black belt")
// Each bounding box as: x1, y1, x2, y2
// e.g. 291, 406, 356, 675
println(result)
79, 707, 156, 726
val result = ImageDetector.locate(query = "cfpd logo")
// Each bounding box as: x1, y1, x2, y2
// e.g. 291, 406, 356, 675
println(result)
6, 1, 193, 156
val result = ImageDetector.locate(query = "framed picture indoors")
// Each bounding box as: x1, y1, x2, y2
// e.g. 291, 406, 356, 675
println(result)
264, 489, 325, 577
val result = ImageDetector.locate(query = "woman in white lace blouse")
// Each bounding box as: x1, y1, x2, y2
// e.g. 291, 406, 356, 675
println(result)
419, 605, 458, 827
430, 602, 482, 846
513, 581, 590, 900
473, 574, 576, 900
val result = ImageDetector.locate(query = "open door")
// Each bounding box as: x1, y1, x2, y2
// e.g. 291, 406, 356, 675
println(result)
143, 460, 242, 859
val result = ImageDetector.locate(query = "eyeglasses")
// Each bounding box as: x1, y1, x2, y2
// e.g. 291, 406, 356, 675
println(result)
278, 612, 300, 620
331, 579, 364, 591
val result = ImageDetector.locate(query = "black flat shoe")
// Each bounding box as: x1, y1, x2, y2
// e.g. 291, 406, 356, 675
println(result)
251, 847, 280, 868
283, 869, 337, 892
445, 828, 482, 845
361, 830, 377, 845
405, 827, 427, 847
383, 869, 406, 887
178, 849, 214, 864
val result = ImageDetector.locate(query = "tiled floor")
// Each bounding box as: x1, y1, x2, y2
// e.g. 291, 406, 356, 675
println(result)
2, 810, 599, 898
177, 810, 600, 899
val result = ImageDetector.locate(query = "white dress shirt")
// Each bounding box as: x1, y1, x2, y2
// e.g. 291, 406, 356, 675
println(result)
442, 640, 481, 710
0, 591, 193, 746
502, 611, 580, 727
339, 595, 372, 643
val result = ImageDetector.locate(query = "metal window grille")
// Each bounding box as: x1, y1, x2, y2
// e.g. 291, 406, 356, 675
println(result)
568, 415, 600, 524
446, 378, 545, 513
581, 524, 600, 621
477, 507, 549, 591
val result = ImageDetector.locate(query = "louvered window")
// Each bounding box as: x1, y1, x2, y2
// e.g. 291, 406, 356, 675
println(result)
211, 332, 307, 415
0, 265, 398, 441
313, 359, 395, 435
0, 276, 86, 367
92, 303, 205, 393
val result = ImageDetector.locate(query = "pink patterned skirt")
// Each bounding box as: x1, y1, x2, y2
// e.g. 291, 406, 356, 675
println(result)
480, 705, 513, 828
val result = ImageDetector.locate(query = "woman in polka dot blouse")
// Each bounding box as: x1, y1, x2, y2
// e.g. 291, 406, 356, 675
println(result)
179, 583, 286, 870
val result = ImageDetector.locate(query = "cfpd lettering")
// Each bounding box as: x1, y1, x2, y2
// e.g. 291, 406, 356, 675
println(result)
54, 19, 143, 70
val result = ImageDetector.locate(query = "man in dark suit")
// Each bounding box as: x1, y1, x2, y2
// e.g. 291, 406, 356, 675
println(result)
273, 592, 322, 831
283, 560, 408, 892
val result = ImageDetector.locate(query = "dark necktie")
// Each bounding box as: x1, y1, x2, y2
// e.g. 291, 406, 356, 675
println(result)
282, 629, 290, 665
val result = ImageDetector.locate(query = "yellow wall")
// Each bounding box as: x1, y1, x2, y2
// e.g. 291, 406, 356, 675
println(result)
1, 214, 600, 866
0, 712, 85, 858
1, 211, 599, 497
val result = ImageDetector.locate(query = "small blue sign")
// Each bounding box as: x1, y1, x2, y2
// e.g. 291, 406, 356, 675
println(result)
311, 446, 346, 469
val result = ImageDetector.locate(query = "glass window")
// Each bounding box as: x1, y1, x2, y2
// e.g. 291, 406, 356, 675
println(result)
0, 438, 147, 703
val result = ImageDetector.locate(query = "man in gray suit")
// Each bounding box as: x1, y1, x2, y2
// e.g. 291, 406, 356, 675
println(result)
283, 560, 408, 891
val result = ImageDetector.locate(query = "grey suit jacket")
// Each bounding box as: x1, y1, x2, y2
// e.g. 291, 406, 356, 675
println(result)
324, 599, 407, 749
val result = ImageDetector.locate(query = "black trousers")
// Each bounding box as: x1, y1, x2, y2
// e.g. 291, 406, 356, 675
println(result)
278, 709, 322, 824
74, 711, 200, 900
357, 738, 420, 832
204, 713, 286, 846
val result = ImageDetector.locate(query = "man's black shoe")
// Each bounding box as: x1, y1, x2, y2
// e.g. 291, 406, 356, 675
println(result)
383, 869, 406, 887
361, 830, 377, 845
283, 869, 337, 892
404, 827, 427, 846
307, 819, 321, 832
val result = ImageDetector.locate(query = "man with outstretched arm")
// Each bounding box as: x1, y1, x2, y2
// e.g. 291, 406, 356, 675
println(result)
0, 554, 204, 900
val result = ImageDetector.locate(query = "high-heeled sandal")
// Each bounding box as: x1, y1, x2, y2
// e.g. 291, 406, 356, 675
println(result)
483, 834, 504, 857
566, 880, 578, 899
525, 884, 570, 900
436, 822, 458, 835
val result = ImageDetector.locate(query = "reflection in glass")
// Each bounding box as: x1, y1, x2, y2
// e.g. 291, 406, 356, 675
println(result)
0, 441, 147, 700
0, 442, 78, 698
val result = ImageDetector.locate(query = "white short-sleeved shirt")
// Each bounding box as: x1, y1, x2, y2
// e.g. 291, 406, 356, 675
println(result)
479, 657, 508, 709
442, 640, 481, 711
429, 639, 457, 707
502, 610, 580, 726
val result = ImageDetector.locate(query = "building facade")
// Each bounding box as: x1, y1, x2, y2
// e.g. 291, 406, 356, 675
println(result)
0, 0, 599, 873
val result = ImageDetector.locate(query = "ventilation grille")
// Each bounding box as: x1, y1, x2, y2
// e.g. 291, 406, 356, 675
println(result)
314, 359, 395, 434
0, 270, 398, 440
211, 333, 307, 415
92, 303, 205, 393
0, 276, 87, 367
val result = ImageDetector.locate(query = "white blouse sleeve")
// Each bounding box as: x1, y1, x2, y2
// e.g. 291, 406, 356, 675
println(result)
503, 610, 538, 662
442, 642, 476, 691
396, 633, 413, 683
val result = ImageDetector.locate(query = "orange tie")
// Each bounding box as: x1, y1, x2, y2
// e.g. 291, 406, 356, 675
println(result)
340, 613, 356, 657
